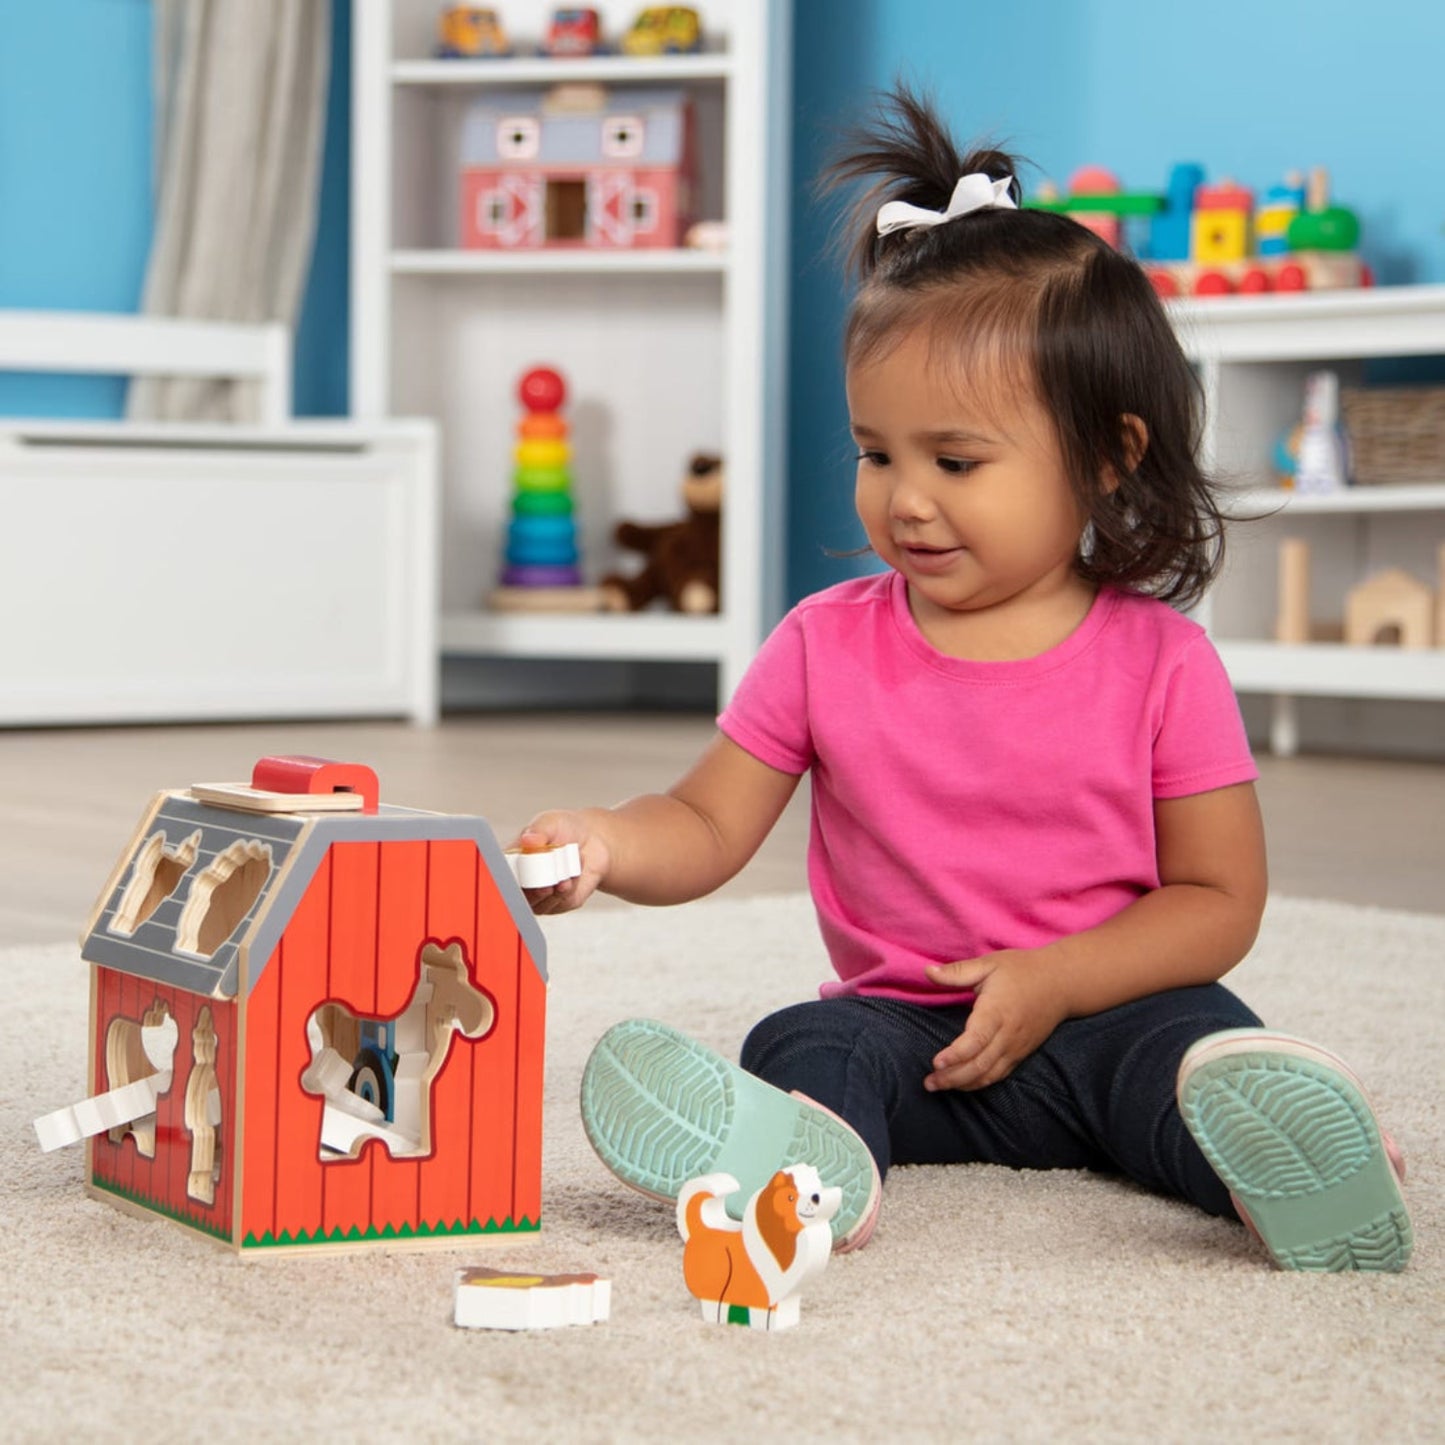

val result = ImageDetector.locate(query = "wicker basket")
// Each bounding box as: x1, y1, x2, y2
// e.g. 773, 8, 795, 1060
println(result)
1341, 385, 1445, 485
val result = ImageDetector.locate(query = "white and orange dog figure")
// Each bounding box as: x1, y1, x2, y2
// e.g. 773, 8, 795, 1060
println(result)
676, 1164, 839, 1331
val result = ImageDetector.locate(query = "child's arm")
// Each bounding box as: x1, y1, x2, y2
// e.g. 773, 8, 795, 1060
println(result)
924, 780, 1268, 1091
513, 732, 802, 914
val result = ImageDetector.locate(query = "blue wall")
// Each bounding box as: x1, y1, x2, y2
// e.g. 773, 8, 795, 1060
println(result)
4, 2, 1442, 599
294, 0, 351, 417
0, 0, 349, 419
786, 0, 1445, 601
0, 0, 153, 416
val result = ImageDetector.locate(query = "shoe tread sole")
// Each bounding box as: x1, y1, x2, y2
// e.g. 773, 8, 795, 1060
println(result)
580, 1018, 876, 1245
1179, 1049, 1412, 1272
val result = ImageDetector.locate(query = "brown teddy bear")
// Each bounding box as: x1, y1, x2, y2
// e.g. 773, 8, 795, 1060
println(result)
600, 453, 721, 613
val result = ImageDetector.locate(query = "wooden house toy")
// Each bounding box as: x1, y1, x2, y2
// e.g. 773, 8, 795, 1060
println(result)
1344, 568, 1437, 649
46, 755, 550, 1254
459, 84, 695, 250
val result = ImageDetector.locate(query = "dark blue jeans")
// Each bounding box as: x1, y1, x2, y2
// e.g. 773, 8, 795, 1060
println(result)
741, 984, 1262, 1218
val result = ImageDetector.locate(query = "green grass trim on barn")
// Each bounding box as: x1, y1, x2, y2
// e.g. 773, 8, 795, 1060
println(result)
240, 1216, 540, 1249
91, 1174, 233, 1243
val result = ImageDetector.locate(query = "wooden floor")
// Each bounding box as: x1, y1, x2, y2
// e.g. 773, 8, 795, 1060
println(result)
1, 714, 1441, 947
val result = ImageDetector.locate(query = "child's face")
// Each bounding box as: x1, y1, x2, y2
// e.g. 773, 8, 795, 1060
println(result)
847, 328, 1092, 633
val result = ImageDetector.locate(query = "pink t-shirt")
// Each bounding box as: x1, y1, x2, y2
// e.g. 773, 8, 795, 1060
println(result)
718, 573, 1258, 1004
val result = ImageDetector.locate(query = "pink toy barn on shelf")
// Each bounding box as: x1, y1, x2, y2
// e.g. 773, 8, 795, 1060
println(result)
459, 84, 695, 250
55, 755, 549, 1254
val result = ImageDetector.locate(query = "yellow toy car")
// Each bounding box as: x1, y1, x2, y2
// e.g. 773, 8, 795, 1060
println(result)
437, 5, 513, 58
621, 5, 702, 56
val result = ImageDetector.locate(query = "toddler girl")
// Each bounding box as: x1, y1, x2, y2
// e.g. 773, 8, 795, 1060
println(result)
518, 89, 1412, 1272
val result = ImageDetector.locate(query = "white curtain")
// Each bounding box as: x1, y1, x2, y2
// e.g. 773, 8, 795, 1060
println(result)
128, 0, 331, 421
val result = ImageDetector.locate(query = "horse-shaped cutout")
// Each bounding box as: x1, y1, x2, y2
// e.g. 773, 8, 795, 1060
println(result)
301, 940, 496, 1160
184, 1007, 222, 1204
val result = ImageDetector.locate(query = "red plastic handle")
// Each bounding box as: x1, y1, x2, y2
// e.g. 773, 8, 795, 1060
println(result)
250, 756, 380, 813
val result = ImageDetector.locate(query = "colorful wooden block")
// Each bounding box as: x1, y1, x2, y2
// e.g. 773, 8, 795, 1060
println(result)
1192, 182, 1254, 264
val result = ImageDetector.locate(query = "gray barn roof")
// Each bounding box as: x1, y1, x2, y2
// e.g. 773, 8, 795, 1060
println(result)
82, 792, 547, 998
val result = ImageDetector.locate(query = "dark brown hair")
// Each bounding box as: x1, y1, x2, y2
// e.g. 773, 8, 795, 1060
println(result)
824, 86, 1226, 608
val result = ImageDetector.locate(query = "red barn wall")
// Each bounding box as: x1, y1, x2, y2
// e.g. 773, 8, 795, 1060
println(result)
90, 967, 237, 1241
239, 838, 545, 1248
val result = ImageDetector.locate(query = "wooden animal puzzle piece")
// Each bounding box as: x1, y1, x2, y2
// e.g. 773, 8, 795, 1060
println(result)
453, 1267, 611, 1331
505, 842, 583, 889
677, 1164, 838, 1331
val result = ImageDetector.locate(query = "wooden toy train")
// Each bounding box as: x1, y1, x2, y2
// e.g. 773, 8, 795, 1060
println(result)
1029, 163, 1367, 299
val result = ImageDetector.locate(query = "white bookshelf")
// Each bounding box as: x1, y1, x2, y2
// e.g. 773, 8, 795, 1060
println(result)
1171, 285, 1445, 754
389, 248, 728, 275
351, 0, 791, 703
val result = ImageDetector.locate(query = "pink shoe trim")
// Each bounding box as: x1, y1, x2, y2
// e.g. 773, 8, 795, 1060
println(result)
789, 1089, 882, 1252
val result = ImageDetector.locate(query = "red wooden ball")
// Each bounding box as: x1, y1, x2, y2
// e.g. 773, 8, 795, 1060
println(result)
1148, 270, 1181, 299
1239, 267, 1273, 294
519, 367, 567, 413
1275, 263, 1308, 292
1194, 270, 1232, 297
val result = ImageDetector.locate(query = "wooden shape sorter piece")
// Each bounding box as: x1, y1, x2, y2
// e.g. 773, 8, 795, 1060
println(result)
677, 1165, 838, 1332
453, 1268, 611, 1331
504, 843, 582, 889
36, 1005, 178, 1153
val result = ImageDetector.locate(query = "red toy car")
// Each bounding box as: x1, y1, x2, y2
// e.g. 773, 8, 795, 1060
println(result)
544, 7, 605, 56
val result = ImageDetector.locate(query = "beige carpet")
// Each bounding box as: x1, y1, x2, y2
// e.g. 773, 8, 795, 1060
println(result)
5, 893, 1442, 1443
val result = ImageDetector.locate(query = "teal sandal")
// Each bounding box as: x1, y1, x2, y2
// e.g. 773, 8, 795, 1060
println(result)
1177, 1029, 1412, 1272
580, 1017, 881, 1251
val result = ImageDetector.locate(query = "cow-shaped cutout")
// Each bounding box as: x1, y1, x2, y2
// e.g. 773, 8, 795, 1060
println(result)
109, 830, 201, 936
104, 1000, 180, 1158
301, 940, 496, 1161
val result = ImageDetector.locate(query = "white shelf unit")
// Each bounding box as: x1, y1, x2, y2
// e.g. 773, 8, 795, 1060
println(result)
1172, 285, 1445, 755
351, 0, 791, 703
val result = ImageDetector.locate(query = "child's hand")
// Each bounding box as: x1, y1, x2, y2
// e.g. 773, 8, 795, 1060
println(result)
509, 811, 611, 915
921, 949, 1068, 1091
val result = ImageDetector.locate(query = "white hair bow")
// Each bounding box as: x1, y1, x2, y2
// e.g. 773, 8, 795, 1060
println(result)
876, 173, 1017, 238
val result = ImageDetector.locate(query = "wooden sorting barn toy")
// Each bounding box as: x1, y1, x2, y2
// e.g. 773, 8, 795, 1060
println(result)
40, 755, 553, 1254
